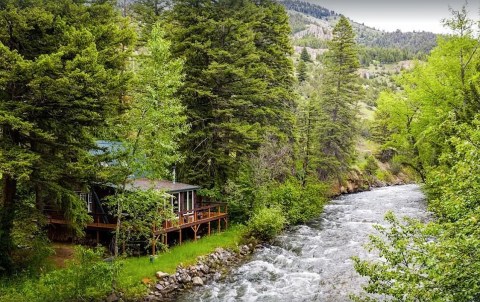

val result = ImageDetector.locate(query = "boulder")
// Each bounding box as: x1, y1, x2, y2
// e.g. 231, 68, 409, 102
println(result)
192, 276, 204, 286
155, 271, 169, 279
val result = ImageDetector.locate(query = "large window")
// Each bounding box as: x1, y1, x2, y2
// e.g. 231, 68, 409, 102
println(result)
78, 192, 93, 213
181, 191, 194, 213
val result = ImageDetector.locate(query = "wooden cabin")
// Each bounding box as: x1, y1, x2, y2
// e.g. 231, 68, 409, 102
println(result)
45, 179, 228, 253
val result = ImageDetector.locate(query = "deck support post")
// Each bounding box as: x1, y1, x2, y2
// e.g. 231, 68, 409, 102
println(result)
179, 229, 182, 245
191, 224, 200, 241
218, 219, 221, 232
208, 221, 211, 236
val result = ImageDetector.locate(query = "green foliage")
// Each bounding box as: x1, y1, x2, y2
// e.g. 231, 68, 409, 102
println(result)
0, 246, 121, 302
294, 35, 328, 49
356, 7, 480, 301
105, 24, 186, 256
247, 206, 286, 241
270, 179, 327, 224
297, 59, 307, 82
425, 117, 480, 221
315, 16, 361, 180
361, 155, 379, 176
10, 197, 54, 274
118, 224, 246, 298
300, 47, 311, 62
358, 46, 413, 66
353, 212, 480, 302
0, 0, 135, 274
106, 189, 175, 255
166, 0, 295, 188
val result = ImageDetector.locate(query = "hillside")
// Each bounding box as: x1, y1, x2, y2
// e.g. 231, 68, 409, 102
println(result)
281, 0, 438, 62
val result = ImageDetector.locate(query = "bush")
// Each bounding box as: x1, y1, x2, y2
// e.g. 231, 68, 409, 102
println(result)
269, 179, 327, 225
247, 207, 286, 241
362, 155, 379, 176
1, 246, 121, 302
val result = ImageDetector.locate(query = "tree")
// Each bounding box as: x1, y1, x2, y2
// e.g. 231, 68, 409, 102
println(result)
128, 0, 171, 40
0, 0, 135, 274
354, 7, 480, 301
297, 60, 307, 82
106, 24, 186, 256
315, 16, 361, 181
166, 0, 295, 189
300, 47, 311, 62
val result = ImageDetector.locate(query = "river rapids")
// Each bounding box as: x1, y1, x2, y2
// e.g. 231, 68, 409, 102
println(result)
178, 184, 428, 302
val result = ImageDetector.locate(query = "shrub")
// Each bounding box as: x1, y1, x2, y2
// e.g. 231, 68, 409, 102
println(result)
1, 246, 121, 302
269, 179, 327, 225
389, 161, 402, 175
362, 155, 379, 176
247, 207, 286, 241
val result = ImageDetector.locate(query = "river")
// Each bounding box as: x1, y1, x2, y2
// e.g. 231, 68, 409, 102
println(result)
178, 184, 428, 302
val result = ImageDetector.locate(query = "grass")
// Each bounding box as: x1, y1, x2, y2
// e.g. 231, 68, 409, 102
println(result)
117, 224, 246, 295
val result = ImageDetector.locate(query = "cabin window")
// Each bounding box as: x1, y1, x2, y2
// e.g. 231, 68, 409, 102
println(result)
171, 193, 180, 213
78, 192, 93, 213
187, 191, 194, 211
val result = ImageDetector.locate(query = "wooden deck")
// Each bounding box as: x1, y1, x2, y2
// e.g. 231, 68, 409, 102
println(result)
156, 203, 228, 234
46, 203, 228, 236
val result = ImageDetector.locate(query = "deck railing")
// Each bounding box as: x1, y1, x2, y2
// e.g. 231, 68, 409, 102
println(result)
46, 202, 227, 232
161, 202, 228, 231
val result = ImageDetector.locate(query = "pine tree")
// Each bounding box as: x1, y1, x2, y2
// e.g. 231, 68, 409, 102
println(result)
300, 47, 311, 62
315, 16, 361, 181
0, 0, 135, 273
297, 59, 307, 82
166, 0, 295, 188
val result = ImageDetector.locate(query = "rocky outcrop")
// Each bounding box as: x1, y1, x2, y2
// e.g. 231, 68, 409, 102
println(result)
144, 245, 254, 301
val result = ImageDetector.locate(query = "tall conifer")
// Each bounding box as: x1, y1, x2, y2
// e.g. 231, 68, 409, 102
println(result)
315, 16, 361, 181
0, 0, 135, 273
166, 0, 295, 188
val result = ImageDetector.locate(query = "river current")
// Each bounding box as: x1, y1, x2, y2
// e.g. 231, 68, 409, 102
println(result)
179, 184, 428, 302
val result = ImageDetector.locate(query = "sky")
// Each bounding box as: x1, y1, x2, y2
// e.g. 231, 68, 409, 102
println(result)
311, 0, 480, 33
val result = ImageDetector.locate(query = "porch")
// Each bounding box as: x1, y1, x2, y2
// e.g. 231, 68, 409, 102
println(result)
46, 202, 228, 250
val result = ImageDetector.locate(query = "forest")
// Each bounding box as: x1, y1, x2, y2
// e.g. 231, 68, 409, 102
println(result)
0, 0, 479, 301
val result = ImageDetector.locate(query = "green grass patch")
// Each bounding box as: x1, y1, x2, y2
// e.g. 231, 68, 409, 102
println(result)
117, 225, 246, 296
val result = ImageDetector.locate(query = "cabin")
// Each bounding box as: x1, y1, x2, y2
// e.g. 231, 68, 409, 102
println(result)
45, 178, 228, 254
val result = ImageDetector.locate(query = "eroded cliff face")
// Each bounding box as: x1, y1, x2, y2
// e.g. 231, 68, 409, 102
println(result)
329, 167, 413, 196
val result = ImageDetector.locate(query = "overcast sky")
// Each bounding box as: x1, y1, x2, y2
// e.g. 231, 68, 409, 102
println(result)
311, 0, 480, 33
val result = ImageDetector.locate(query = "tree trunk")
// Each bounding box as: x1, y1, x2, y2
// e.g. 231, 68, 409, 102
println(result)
0, 174, 17, 275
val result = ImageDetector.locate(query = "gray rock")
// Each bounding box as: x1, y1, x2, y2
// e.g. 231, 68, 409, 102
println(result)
155, 284, 164, 291
192, 276, 204, 286
155, 271, 169, 279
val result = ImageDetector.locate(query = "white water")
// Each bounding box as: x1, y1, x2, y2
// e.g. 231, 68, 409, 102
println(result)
179, 184, 428, 302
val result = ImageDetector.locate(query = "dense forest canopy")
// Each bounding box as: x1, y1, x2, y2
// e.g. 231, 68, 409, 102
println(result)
0, 1, 479, 301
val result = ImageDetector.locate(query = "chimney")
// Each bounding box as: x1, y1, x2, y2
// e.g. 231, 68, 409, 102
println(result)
173, 165, 176, 184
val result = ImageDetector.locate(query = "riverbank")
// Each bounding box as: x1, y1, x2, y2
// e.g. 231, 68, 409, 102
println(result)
177, 185, 427, 301
136, 176, 414, 302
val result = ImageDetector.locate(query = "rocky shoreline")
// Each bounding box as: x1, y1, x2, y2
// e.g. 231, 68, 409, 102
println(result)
144, 244, 255, 301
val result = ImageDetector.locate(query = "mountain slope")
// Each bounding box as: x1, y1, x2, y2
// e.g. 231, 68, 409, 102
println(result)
281, 0, 437, 58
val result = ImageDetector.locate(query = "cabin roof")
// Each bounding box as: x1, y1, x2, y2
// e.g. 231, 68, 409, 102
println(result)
125, 178, 200, 193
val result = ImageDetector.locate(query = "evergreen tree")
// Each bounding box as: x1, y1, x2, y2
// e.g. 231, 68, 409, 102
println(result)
297, 60, 307, 82
166, 0, 295, 188
300, 47, 311, 62
315, 16, 361, 181
0, 0, 135, 273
